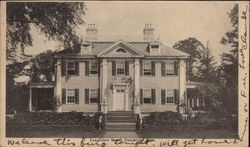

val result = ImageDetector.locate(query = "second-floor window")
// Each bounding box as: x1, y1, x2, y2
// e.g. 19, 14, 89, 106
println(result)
67, 61, 77, 75
166, 61, 175, 75
116, 61, 125, 75
143, 61, 152, 75
90, 61, 98, 75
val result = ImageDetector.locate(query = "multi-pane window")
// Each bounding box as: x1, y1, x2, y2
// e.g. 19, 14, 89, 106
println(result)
166, 61, 175, 75
166, 90, 174, 103
90, 61, 98, 75
143, 62, 152, 75
90, 89, 98, 103
67, 89, 75, 104
116, 61, 125, 75
143, 89, 152, 104
67, 62, 76, 75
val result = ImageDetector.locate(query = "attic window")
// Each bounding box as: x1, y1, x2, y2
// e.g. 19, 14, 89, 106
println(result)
150, 44, 160, 54
116, 48, 126, 54
151, 45, 159, 48
81, 43, 92, 54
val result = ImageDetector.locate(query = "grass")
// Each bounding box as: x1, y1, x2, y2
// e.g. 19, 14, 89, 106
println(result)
6, 124, 105, 138
136, 124, 238, 138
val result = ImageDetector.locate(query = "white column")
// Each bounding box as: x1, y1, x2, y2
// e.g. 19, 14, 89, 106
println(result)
134, 59, 140, 103
125, 86, 129, 111
197, 98, 200, 107
29, 87, 32, 111
134, 59, 140, 114
179, 59, 186, 114
112, 87, 116, 110
100, 59, 108, 113
56, 59, 62, 112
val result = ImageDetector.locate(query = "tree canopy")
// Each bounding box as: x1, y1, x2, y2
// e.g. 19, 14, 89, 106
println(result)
173, 37, 207, 81
7, 2, 86, 59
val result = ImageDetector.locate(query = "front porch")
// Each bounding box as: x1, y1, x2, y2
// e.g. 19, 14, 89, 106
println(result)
29, 83, 55, 112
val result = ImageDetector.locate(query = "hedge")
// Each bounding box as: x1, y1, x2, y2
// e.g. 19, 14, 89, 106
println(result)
7, 112, 105, 128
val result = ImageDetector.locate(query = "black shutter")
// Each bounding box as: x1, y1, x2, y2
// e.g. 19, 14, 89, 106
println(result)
75, 61, 79, 76
61, 59, 66, 76
152, 89, 156, 104
75, 89, 79, 104
151, 61, 155, 76
140, 89, 143, 105
125, 61, 129, 75
85, 88, 89, 104
140, 60, 143, 76
85, 61, 89, 76
174, 61, 179, 76
62, 89, 66, 104
174, 89, 179, 104
161, 89, 166, 105
97, 61, 100, 75
112, 61, 116, 76
161, 62, 165, 76
98, 88, 100, 103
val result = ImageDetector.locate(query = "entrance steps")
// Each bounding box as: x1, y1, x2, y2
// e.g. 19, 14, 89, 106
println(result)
105, 111, 137, 131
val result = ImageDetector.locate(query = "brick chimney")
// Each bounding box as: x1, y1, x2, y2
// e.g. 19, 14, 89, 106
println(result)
143, 24, 154, 40
86, 24, 98, 40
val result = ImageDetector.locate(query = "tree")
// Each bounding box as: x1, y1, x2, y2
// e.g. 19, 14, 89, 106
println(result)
30, 50, 56, 83
7, 2, 86, 60
198, 41, 217, 83
219, 4, 238, 117
173, 37, 207, 81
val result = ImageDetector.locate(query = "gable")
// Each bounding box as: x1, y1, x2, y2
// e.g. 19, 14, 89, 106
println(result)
97, 40, 144, 58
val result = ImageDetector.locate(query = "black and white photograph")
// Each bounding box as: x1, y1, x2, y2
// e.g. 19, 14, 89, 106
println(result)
0, 1, 249, 146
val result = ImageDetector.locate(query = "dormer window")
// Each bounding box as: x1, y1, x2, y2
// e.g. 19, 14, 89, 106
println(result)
81, 43, 92, 54
150, 44, 160, 55
116, 48, 126, 54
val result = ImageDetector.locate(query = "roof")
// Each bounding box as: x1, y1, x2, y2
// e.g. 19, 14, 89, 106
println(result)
56, 40, 189, 58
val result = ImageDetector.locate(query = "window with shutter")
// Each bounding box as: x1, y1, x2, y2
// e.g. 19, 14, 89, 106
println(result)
166, 89, 174, 103
89, 89, 98, 103
143, 61, 152, 75
67, 61, 78, 75
89, 61, 98, 75
165, 61, 175, 75
143, 89, 152, 104
66, 89, 75, 104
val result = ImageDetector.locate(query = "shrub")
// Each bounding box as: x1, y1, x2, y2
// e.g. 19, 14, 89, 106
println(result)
143, 111, 182, 128
8, 112, 101, 127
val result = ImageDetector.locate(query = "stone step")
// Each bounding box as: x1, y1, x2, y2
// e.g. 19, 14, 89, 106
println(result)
106, 122, 136, 126
107, 111, 134, 116
105, 125, 136, 131
106, 119, 136, 123
106, 116, 136, 121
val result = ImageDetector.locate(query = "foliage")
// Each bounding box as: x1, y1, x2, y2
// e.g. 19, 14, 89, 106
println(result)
7, 2, 86, 58
198, 42, 217, 83
30, 50, 56, 82
173, 37, 207, 81
219, 4, 238, 116
143, 111, 182, 128
8, 112, 103, 127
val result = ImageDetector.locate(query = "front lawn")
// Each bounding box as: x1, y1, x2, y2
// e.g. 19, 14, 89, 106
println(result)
136, 125, 238, 138
6, 124, 105, 138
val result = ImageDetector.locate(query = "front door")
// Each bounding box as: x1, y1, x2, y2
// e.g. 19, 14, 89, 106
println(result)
115, 89, 125, 110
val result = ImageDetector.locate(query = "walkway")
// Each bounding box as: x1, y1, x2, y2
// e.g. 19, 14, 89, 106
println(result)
103, 131, 139, 138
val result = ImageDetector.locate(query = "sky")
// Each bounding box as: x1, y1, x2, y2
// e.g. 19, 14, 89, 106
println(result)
25, 1, 235, 63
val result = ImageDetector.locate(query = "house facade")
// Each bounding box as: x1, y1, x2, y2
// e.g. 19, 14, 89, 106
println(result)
29, 24, 190, 115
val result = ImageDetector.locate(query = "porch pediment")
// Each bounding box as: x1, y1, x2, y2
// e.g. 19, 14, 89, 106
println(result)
97, 40, 144, 58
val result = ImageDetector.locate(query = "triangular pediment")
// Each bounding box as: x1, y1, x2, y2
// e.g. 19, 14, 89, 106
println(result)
97, 40, 144, 58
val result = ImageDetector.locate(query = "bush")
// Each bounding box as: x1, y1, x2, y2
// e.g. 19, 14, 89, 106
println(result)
143, 111, 182, 128
8, 112, 102, 127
